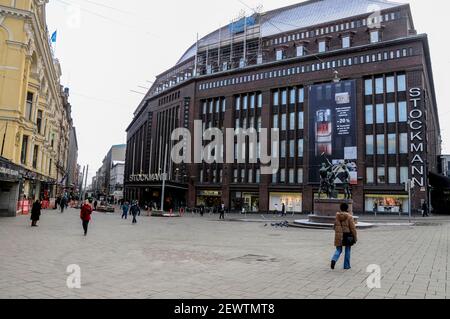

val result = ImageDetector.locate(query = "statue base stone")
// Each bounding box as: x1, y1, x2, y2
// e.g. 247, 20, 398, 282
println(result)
293, 198, 374, 229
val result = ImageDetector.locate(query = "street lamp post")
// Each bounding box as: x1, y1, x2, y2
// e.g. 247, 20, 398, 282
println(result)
160, 144, 168, 213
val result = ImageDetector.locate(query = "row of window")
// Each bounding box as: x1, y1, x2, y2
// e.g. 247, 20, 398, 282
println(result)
365, 74, 407, 95
235, 93, 263, 110
198, 47, 412, 91
271, 168, 304, 184
266, 11, 400, 47
273, 112, 305, 131
20, 135, 53, 174
275, 30, 382, 61
365, 102, 408, 124
233, 139, 305, 161
366, 133, 408, 155
202, 98, 226, 114
367, 167, 409, 185
273, 88, 305, 106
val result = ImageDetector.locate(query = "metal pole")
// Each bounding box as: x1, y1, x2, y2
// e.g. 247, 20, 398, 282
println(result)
408, 180, 412, 223
160, 144, 168, 212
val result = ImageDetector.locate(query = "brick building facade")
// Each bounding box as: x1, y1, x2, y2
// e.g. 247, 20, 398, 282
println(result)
125, 0, 441, 215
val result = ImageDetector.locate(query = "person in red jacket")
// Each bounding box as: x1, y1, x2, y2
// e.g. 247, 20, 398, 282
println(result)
80, 199, 94, 236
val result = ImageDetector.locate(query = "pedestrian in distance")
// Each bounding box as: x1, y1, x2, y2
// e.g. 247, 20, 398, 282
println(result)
93, 200, 98, 211
281, 203, 286, 217
80, 199, 94, 236
121, 201, 130, 219
60, 196, 67, 213
30, 199, 42, 227
200, 205, 205, 217
130, 201, 140, 224
219, 203, 225, 220
331, 203, 358, 270
422, 201, 429, 217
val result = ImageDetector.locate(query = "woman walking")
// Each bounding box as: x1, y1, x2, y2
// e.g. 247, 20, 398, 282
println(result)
30, 199, 42, 227
331, 203, 358, 270
80, 199, 94, 236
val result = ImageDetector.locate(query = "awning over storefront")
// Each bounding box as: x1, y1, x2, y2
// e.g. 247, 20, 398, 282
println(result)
0, 157, 21, 183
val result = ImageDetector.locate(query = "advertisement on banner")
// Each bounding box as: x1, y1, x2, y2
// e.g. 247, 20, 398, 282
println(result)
308, 80, 358, 184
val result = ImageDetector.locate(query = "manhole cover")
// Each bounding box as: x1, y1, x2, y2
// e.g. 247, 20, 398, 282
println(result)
229, 254, 278, 263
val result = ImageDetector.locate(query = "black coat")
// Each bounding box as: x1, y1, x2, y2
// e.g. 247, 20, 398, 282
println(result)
30, 202, 41, 221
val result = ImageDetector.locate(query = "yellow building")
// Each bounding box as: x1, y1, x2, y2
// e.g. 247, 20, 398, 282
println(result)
0, 0, 71, 215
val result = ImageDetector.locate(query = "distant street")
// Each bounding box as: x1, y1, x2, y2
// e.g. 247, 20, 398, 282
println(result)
0, 209, 449, 299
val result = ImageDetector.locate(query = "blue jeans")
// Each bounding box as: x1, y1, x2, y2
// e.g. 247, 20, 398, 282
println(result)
332, 246, 352, 269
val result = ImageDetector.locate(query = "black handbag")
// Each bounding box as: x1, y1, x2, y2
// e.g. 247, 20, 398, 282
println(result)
341, 221, 355, 247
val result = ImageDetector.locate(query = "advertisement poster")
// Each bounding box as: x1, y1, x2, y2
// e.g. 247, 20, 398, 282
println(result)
308, 80, 358, 184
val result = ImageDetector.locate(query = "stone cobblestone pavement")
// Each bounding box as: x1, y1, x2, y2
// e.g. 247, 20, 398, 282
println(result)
0, 209, 449, 299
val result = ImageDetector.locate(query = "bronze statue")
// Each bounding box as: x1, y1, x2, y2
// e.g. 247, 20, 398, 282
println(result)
318, 157, 353, 200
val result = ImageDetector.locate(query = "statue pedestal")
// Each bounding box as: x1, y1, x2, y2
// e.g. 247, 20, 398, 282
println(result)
292, 198, 373, 229
310, 199, 355, 224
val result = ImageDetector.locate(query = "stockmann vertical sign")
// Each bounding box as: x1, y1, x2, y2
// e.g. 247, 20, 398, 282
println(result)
409, 87, 426, 188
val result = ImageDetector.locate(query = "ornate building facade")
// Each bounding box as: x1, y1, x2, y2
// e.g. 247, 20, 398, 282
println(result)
0, 0, 73, 215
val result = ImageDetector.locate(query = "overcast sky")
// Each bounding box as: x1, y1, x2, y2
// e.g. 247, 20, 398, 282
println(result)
45, 0, 449, 185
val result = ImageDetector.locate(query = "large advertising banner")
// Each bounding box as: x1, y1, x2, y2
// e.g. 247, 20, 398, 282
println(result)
308, 80, 358, 185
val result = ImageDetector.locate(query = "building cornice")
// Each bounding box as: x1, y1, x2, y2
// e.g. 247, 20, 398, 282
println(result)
0, 5, 31, 19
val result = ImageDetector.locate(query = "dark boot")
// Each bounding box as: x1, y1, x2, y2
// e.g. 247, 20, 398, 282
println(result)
331, 260, 336, 270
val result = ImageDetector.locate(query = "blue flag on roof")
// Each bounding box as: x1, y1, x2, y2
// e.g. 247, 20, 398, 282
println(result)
51, 31, 57, 43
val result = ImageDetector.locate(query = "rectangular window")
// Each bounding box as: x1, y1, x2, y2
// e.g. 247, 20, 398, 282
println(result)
289, 169, 295, 184
375, 78, 384, 94
386, 76, 395, 93
389, 167, 397, 184
388, 134, 397, 154
20, 135, 29, 165
366, 167, 374, 184
49, 159, 52, 176
400, 167, 409, 184
273, 114, 279, 129
298, 88, 305, 103
203, 102, 207, 114
365, 105, 374, 124
377, 134, 385, 155
280, 169, 286, 183
365, 79, 373, 95
222, 99, 226, 112
26, 92, 33, 121
272, 171, 277, 184
387, 103, 396, 123
342, 36, 351, 48
235, 96, 241, 110
281, 114, 287, 131
400, 133, 408, 154
233, 169, 238, 183
298, 112, 304, 129
281, 90, 287, 105
298, 139, 304, 157
281, 140, 286, 158
376, 104, 384, 124
257, 93, 262, 108
397, 74, 406, 91
250, 94, 255, 109
289, 113, 295, 130
289, 89, 296, 104
370, 30, 380, 43
366, 135, 374, 155
32, 145, 39, 169
243, 96, 248, 110
36, 110, 43, 134
319, 40, 327, 53
297, 168, 304, 184
241, 169, 246, 183
256, 169, 261, 183
276, 49, 284, 61
209, 101, 213, 113
398, 102, 407, 122
296, 45, 304, 57
377, 167, 386, 184
273, 91, 279, 106
248, 169, 253, 183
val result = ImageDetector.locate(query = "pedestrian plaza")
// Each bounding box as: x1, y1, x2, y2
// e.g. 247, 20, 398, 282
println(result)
0, 209, 449, 299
